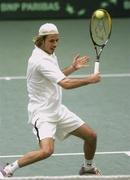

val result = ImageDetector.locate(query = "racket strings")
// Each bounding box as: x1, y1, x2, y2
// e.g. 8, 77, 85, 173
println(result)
95, 20, 107, 41
91, 13, 112, 46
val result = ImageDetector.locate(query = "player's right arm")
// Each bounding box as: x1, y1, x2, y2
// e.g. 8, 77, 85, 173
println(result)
58, 73, 101, 89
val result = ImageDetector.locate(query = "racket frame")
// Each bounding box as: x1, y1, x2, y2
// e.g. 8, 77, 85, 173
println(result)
89, 9, 112, 73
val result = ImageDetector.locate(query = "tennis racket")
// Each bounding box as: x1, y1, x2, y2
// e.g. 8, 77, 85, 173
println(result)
90, 9, 112, 73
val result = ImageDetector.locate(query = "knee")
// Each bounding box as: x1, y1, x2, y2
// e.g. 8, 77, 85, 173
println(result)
39, 147, 54, 160
92, 131, 97, 141
87, 131, 97, 143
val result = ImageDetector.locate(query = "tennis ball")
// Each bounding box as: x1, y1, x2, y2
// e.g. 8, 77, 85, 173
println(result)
95, 10, 104, 19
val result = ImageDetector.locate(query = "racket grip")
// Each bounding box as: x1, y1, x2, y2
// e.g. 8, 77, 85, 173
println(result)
94, 61, 100, 74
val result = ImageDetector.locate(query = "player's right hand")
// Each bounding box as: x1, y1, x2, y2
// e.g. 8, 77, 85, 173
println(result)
87, 73, 101, 84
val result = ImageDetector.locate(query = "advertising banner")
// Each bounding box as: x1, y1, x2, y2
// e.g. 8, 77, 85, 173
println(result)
0, 0, 130, 20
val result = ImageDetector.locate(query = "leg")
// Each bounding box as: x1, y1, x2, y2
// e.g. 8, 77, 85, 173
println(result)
70, 123, 101, 175
2, 138, 54, 177
70, 123, 97, 160
18, 137, 54, 167
18, 121, 56, 167
56, 106, 101, 175
0, 121, 56, 177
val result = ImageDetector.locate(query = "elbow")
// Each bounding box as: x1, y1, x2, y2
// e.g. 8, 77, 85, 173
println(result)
62, 85, 72, 90
60, 83, 72, 90
58, 78, 72, 90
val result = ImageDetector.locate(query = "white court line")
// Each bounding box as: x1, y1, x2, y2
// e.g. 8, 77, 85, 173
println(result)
0, 73, 130, 80
0, 76, 26, 80
0, 151, 130, 158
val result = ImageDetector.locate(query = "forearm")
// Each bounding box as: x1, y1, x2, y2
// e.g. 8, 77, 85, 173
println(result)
61, 78, 90, 89
62, 65, 77, 76
58, 73, 101, 89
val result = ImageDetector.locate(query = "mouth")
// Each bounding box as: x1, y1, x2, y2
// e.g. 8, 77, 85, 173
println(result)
52, 47, 56, 50
47, 48, 55, 54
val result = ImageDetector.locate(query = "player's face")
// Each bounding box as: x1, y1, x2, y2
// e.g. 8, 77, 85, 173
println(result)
42, 34, 59, 54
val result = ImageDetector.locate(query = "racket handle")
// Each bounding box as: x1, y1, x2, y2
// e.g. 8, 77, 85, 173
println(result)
94, 61, 100, 73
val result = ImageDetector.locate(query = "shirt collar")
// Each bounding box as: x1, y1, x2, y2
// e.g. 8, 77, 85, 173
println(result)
35, 46, 55, 58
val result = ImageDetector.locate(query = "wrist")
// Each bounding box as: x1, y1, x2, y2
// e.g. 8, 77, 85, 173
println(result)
71, 64, 78, 71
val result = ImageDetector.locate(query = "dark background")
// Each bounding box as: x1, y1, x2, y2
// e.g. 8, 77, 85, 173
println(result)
0, 0, 130, 20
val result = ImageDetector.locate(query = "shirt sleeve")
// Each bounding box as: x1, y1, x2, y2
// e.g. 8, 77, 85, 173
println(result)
37, 59, 66, 83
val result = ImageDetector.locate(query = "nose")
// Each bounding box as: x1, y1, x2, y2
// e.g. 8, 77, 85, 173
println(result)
54, 39, 59, 45
54, 41, 58, 47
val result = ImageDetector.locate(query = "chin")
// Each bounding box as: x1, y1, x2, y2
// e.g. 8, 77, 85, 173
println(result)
50, 50, 54, 54
45, 50, 53, 55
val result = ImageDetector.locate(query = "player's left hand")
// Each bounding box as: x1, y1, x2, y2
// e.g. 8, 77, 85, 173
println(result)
72, 54, 89, 70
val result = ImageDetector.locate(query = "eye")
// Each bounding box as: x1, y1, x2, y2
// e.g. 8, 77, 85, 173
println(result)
50, 39, 55, 43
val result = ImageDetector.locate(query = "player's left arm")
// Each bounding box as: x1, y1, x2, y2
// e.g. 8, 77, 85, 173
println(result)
62, 54, 89, 76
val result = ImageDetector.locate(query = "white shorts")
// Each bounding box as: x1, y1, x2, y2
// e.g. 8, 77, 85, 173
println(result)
32, 106, 84, 141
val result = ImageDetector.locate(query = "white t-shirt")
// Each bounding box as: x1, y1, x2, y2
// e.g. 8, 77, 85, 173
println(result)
27, 46, 66, 124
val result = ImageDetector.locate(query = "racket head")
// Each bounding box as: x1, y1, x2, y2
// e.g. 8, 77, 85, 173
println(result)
90, 9, 112, 47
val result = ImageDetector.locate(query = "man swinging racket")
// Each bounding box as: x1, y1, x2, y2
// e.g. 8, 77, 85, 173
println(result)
0, 23, 101, 177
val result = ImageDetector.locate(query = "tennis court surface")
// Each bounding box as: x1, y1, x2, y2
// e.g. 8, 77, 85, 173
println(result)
0, 19, 130, 179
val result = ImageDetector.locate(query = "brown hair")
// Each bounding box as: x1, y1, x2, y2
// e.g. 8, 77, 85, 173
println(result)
33, 35, 47, 48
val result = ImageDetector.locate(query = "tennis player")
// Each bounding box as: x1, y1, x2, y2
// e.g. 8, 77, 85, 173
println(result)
0, 23, 101, 177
